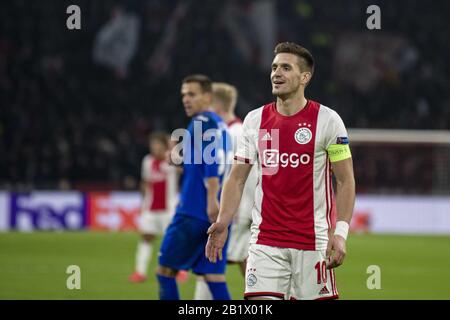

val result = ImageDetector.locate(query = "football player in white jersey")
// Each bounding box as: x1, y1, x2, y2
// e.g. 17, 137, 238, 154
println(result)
206, 42, 356, 300
194, 82, 257, 299
129, 132, 178, 283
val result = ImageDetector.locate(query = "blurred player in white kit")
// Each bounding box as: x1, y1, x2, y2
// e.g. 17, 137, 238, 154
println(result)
129, 132, 178, 283
194, 82, 257, 299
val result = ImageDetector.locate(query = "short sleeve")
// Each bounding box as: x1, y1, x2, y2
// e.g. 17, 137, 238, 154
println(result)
141, 156, 150, 181
324, 110, 352, 163
234, 113, 258, 164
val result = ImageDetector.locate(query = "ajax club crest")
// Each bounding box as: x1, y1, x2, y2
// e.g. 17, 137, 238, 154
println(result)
294, 126, 312, 145
247, 273, 257, 287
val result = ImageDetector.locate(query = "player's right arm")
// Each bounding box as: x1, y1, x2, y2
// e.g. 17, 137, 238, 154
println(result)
206, 109, 258, 262
206, 161, 252, 263
205, 177, 220, 223
140, 180, 146, 198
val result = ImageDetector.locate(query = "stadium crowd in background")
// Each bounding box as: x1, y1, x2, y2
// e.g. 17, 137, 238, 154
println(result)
1, 0, 449, 192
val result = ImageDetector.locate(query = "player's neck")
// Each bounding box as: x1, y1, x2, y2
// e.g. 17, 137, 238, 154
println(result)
220, 113, 236, 124
276, 92, 307, 116
152, 154, 166, 161
193, 105, 211, 116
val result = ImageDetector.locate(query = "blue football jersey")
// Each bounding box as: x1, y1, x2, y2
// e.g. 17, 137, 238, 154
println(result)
176, 111, 232, 222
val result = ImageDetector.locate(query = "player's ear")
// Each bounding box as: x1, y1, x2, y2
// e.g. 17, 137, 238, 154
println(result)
301, 71, 312, 86
204, 91, 213, 104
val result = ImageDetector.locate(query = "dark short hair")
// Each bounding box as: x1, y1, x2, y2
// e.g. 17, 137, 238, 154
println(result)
274, 42, 315, 76
149, 132, 169, 148
182, 74, 213, 93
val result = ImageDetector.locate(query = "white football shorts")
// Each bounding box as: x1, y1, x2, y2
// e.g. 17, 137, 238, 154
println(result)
227, 221, 252, 263
138, 210, 173, 235
244, 244, 339, 300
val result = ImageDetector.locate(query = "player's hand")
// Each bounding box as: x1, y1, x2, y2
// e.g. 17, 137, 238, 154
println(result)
326, 234, 347, 269
205, 222, 228, 263
207, 198, 220, 223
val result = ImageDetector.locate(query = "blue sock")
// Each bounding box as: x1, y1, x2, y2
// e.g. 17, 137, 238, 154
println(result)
157, 274, 179, 300
207, 281, 231, 300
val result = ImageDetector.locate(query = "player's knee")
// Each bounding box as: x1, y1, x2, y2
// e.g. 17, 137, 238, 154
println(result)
142, 234, 155, 242
204, 274, 226, 282
157, 266, 177, 277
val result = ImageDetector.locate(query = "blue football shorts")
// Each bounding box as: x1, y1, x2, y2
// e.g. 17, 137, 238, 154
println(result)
158, 213, 229, 275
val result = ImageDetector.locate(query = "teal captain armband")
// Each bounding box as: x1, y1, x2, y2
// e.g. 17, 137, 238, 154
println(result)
327, 144, 352, 162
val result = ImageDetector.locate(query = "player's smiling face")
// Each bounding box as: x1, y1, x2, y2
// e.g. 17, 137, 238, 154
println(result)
181, 82, 210, 117
271, 53, 303, 97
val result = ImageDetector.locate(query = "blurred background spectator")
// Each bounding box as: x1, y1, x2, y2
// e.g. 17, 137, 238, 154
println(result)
1, 0, 449, 192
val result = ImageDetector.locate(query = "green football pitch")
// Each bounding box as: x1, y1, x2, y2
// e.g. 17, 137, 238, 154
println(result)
0, 232, 449, 300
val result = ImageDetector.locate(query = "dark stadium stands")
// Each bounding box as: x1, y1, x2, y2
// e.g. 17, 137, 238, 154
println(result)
1, 0, 449, 190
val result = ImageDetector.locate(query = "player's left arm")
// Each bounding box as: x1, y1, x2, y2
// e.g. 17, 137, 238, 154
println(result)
327, 157, 355, 269
140, 157, 148, 200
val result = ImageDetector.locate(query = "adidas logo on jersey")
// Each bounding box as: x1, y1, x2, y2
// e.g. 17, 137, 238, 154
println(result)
261, 132, 272, 141
319, 286, 330, 295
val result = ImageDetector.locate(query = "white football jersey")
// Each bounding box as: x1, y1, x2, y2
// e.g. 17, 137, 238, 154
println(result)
235, 100, 351, 251
141, 155, 177, 214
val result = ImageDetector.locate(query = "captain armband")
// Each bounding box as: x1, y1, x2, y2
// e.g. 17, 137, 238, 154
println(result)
327, 144, 352, 163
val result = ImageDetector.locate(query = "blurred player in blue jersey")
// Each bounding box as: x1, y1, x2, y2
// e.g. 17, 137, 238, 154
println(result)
194, 82, 257, 300
156, 74, 233, 300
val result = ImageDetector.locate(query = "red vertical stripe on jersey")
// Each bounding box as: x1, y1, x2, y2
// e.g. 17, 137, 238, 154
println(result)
325, 157, 330, 231
149, 159, 167, 211
256, 101, 320, 250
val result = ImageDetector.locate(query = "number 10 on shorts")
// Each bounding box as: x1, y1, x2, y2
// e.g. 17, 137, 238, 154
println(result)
315, 261, 328, 284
